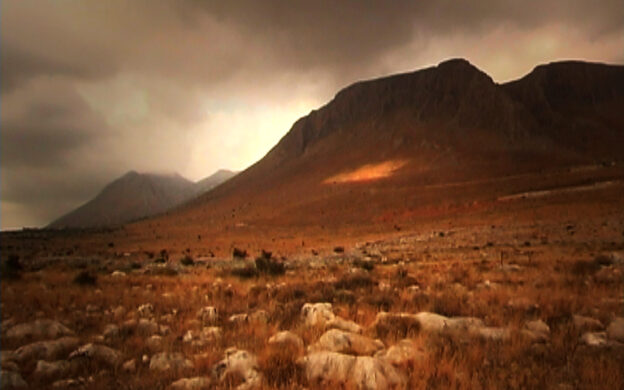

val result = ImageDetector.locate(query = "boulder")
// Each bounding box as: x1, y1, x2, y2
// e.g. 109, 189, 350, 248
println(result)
301, 303, 335, 327
474, 327, 512, 342
102, 324, 120, 340
146, 335, 163, 352
122, 359, 136, 373
580, 332, 607, 347
376, 339, 425, 367
196, 307, 218, 325
327, 316, 363, 334
302, 351, 404, 390
212, 348, 261, 390
0, 370, 27, 389
136, 319, 159, 335
33, 359, 77, 381
14, 337, 80, 364
371, 312, 420, 337
150, 352, 194, 372
572, 315, 603, 332
268, 331, 304, 354
523, 320, 550, 342
68, 343, 122, 367
137, 303, 155, 318
6, 319, 74, 341
310, 329, 384, 356
606, 317, 624, 342
170, 376, 212, 390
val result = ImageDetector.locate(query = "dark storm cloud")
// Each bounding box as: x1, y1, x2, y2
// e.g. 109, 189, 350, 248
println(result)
1, 0, 623, 228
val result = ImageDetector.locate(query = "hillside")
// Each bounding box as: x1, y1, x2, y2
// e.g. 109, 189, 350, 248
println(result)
121, 58, 624, 254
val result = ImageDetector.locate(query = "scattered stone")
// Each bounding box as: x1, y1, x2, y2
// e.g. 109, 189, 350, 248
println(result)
607, 317, 624, 342
523, 320, 550, 342
112, 306, 126, 321
327, 316, 362, 334
375, 339, 425, 367
371, 312, 420, 337
572, 315, 603, 332
196, 307, 217, 325
14, 337, 80, 364
6, 319, 74, 341
0, 369, 28, 389
302, 351, 404, 389
122, 359, 136, 373
310, 329, 384, 356
146, 335, 163, 352
136, 319, 159, 335
301, 303, 335, 327
150, 353, 193, 372
110, 271, 126, 277
138, 304, 155, 318
68, 344, 122, 367
51, 377, 86, 389
34, 359, 77, 381
170, 376, 212, 390
581, 332, 607, 347
212, 348, 262, 390
267, 331, 304, 354
475, 326, 511, 342
102, 324, 120, 340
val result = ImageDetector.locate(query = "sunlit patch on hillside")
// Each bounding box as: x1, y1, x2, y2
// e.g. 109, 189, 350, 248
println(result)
324, 160, 409, 183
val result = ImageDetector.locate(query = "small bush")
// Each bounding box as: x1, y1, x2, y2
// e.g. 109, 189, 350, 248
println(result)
231, 263, 258, 279
232, 248, 248, 259
180, 255, 195, 266
73, 270, 97, 286
333, 246, 345, 253
353, 258, 375, 271
255, 256, 285, 276
571, 259, 601, 276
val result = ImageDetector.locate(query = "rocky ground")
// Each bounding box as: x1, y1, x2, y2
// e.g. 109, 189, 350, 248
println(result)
1, 217, 624, 389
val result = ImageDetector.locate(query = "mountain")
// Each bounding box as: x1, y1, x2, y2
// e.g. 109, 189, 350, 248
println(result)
196, 169, 238, 193
124, 59, 624, 252
49, 169, 237, 229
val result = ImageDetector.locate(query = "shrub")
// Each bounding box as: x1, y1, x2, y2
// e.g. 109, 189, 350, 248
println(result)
180, 255, 195, 266
255, 256, 285, 276
232, 248, 248, 259
334, 272, 373, 290
73, 270, 97, 286
231, 263, 258, 279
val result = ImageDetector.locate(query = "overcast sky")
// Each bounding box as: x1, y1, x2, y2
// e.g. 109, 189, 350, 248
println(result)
1, 1, 623, 229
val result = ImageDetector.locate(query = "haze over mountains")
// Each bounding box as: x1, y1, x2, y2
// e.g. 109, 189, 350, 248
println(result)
49, 169, 237, 229
127, 58, 623, 246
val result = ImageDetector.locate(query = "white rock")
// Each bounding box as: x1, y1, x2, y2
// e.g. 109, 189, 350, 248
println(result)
150, 353, 193, 372
267, 331, 304, 354
572, 315, 603, 332
606, 317, 624, 342
310, 329, 384, 356
376, 339, 425, 366
14, 337, 80, 364
6, 319, 74, 341
581, 332, 607, 347
122, 359, 136, 373
301, 303, 335, 327
0, 369, 28, 389
170, 376, 212, 390
327, 316, 362, 334
196, 307, 218, 325
137, 303, 154, 318
212, 348, 261, 390
68, 343, 122, 367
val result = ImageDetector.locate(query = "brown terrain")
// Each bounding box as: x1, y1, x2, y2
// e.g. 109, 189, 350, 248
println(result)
1, 59, 624, 389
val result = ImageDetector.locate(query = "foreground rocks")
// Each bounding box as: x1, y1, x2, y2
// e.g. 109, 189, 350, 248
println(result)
302, 351, 403, 390
212, 348, 262, 390
6, 320, 74, 341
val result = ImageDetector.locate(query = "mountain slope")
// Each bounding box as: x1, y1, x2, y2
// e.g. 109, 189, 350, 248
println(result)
126, 58, 624, 250
49, 169, 237, 229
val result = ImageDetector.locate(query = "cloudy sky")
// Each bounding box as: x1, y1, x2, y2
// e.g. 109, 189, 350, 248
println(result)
1, 1, 623, 229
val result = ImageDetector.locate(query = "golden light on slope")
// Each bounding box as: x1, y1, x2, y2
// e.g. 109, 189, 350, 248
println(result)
324, 159, 409, 183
